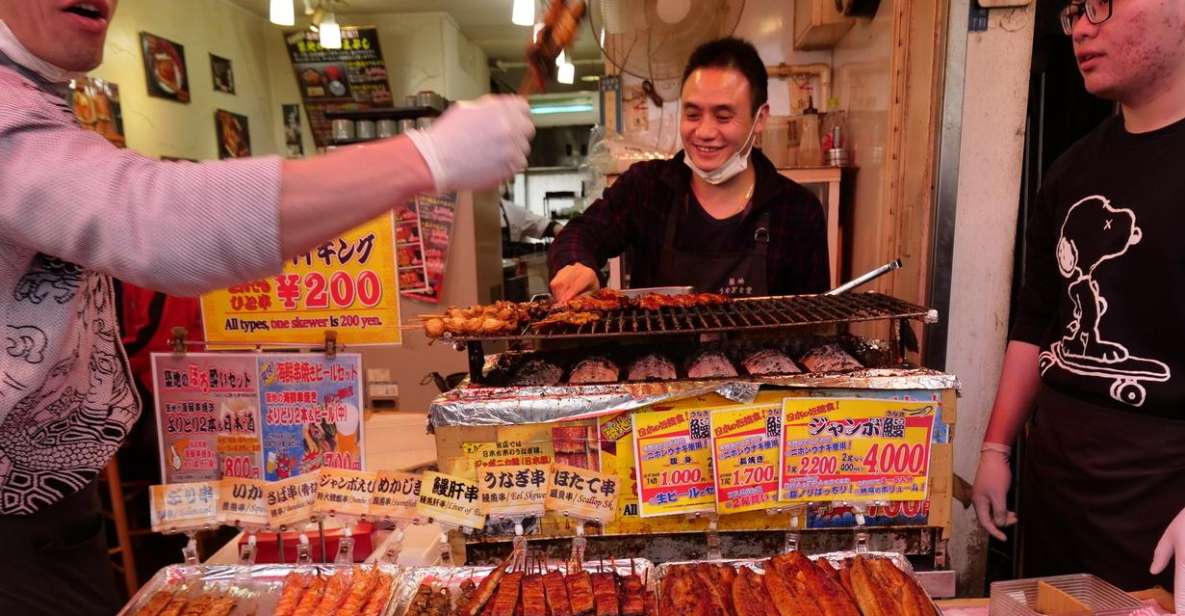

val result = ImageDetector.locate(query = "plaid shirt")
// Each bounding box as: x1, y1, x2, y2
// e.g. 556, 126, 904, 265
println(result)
548, 149, 829, 295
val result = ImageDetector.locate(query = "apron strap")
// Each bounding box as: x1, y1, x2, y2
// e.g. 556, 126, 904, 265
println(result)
657, 195, 686, 284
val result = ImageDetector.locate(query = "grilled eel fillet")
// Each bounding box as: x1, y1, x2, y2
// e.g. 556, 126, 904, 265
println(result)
493, 572, 526, 616
847, 556, 936, 616
590, 572, 621, 616
566, 571, 596, 616
620, 574, 645, 616
691, 564, 734, 616
732, 568, 780, 616
462, 559, 513, 616
544, 571, 574, 616
769, 553, 861, 616
660, 567, 712, 616
523, 574, 548, 616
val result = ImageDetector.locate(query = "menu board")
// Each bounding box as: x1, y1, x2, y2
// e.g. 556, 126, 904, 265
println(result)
780, 398, 936, 502
259, 354, 365, 481
200, 214, 402, 346
151, 353, 261, 484
710, 405, 783, 514
395, 200, 431, 294
400, 193, 457, 303
284, 27, 393, 147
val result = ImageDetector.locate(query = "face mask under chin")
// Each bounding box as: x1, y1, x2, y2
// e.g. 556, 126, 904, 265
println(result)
684, 105, 768, 185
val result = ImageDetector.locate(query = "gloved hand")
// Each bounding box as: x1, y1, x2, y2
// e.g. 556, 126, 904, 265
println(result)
405, 95, 534, 192
1150, 506, 1185, 614
971, 444, 1018, 541
549, 263, 599, 303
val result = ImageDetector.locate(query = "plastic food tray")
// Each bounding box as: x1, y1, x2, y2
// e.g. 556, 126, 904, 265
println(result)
989, 573, 1145, 616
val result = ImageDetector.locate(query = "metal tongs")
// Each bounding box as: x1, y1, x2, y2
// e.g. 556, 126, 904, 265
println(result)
825, 259, 903, 295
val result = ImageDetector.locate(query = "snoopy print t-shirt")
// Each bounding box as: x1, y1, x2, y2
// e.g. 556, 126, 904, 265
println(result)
1011, 114, 1185, 417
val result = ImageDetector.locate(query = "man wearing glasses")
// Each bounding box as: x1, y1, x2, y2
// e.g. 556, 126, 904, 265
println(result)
972, 0, 1185, 607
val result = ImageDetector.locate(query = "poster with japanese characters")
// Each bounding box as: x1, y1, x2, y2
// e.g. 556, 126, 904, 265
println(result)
151, 353, 262, 484
265, 472, 320, 528
150, 481, 219, 533
284, 27, 393, 148
370, 471, 422, 521
417, 471, 485, 530
218, 478, 269, 528
477, 464, 548, 518
780, 398, 936, 503
259, 354, 365, 481
314, 468, 377, 519
710, 405, 782, 514
545, 464, 620, 523
200, 214, 402, 346
400, 193, 457, 303
632, 408, 716, 517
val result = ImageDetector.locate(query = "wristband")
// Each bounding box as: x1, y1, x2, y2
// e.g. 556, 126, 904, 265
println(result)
981, 442, 1012, 459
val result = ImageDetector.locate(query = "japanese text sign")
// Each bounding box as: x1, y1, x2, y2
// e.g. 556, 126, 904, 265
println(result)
478, 464, 548, 518
201, 214, 402, 346
265, 472, 320, 528
218, 478, 269, 528
314, 468, 377, 519
632, 409, 715, 517
416, 471, 485, 530
780, 398, 936, 503
150, 481, 219, 533
545, 463, 620, 523
369, 471, 422, 521
711, 405, 783, 514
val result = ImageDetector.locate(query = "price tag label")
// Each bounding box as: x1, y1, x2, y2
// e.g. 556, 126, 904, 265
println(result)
711, 405, 783, 514
150, 481, 219, 533
632, 408, 715, 517
264, 471, 319, 528
217, 434, 262, 480
477, 464, 548, 517
314, 468, 377, 518
218, 478, 269, 528
416, 471, 485, 530
544, 463, 620, 523
370, 471, 422, 521
780, 398, 936, 502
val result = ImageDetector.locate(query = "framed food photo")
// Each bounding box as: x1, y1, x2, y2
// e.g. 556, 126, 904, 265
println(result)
210, 54, 235, 94
140, 32, 189, 103
214, 110, 251, 159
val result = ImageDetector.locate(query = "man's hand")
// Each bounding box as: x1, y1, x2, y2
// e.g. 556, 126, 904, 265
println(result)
405, 95, 534, 193
1151, 506, 1185, 614
549, 263, 599, 303
971, 448, 1018, 541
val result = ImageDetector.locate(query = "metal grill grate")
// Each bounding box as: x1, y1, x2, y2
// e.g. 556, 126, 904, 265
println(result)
449, 292, 936, 342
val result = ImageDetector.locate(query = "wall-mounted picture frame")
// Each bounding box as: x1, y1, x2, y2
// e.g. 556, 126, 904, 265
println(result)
210, 54, 235, 94
140, 32, 190, 103
215, 109, 251, 159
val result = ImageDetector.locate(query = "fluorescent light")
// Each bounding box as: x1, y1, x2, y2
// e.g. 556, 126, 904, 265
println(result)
530, 104, 594, 115
512, 0, 535, 26
270, 0, 295, 26
580, 75, 601, 82
556, 49, 567, 68
557, 62, 575, 85
319, 12, 341, 49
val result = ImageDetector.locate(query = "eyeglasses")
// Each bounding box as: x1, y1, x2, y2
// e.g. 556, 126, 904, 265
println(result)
1060, 0, 1112, 35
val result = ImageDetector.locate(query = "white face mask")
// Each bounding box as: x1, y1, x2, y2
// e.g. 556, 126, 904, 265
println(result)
684, 104, 768, 185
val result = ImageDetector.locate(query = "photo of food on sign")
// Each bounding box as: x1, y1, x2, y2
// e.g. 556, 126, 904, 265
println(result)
259, 354, 364, 481
140, 32, 189, 102
215, 109, 251, 159
299, 63, 349, 99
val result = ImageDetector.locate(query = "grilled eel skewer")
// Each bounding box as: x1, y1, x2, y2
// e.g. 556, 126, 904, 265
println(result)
565, 570, 596, 616
462, 557, 515, 616
544, 570, 574, 616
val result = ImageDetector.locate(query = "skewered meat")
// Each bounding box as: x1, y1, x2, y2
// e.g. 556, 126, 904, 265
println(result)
633, 293, 731, 311
340, 568, 381, 616
569, 357, 620, 384
741, 349, 800, 375
312, 569, 352, 615
492, 572, 525, 616
620, 573, 645, 616
544, 571, 574, 616
512, 359, 565, 387
687, 352, 738, 379
463, 568, 509, 616
362, 575, 394, 616
627, 354, 677, 381
566, 571, 596, 616
534, 311, 603, 329
132, 590, 176, 616
292, 575, 327, 616
798, 344, 863, 373
562, 289, 629, 312
590, 572, 620, 616
523, 574, 548, 616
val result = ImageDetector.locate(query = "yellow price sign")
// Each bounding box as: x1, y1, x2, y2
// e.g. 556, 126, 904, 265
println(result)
150, 481, 219, 533
711, 405, 783, 514
417, 471, 485, 530
218, 478, 269, 528
314, 468, 377, 519
780, 398, 936, 503
631, 408, 715, 517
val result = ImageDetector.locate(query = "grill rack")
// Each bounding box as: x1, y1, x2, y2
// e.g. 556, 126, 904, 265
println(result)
448, 292, 939, 383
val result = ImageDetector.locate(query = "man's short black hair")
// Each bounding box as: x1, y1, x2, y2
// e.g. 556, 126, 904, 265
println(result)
681, 37, 768, 116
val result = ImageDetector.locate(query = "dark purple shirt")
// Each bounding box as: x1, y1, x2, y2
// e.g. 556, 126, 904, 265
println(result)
548, 149, 829, 295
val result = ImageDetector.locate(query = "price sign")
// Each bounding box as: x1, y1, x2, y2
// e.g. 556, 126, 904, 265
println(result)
544, 464, 620, 523
370, 471, 422, 521
477, 464, 548, 517
632, 408, 715, 517
314, 468, 377, 518
218, 478, 269, 528
711, 405, 783, 514
416, 471, 485, 530
780, 398, 936, 502
150, 481, 219, 533
265, 472, 319, 528
217, 434, 262, 480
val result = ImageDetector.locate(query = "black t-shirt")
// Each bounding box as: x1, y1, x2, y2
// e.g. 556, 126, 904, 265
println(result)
674, 196, 752, 253
1012, 114, 1185, 417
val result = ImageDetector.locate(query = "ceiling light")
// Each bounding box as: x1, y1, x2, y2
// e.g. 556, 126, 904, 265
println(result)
320, 12, 342, 49
512, 0, 535, 26
557, 62, 575, 85
270, 0, 295, 26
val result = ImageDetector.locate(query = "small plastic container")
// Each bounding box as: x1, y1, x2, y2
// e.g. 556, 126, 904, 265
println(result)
761, 116, 791, 168
989, 574, 1144, 616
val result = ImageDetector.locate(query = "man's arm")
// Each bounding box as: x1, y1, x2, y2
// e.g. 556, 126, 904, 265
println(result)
983, 340, 1043, 445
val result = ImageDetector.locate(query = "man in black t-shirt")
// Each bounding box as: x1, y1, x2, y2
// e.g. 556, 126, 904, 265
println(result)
971, 0, 1185, 606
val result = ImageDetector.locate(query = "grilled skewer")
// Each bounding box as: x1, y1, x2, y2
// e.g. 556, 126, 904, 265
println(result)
566, 570, 596, 616
543, 570, 574, 616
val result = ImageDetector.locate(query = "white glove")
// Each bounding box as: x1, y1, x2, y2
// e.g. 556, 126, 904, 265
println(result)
1151, 506, 1185, 614
971, 444, 1018, 541
405, 95, 534, 193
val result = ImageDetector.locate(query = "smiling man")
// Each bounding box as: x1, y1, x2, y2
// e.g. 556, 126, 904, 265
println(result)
547, 37, 828, 301
0, 1, 534, 613
971, 0, 1185, 607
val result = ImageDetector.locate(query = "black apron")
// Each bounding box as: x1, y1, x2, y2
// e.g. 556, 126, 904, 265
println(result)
1019, 384, 1185, 590
653, 196, 770, 296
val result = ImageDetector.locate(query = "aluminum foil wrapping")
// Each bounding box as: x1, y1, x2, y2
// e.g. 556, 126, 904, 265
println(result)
117, 563, 406, 616
650, 553, 943, 615
392, 559, 654, 616
430, 370, 959, 428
